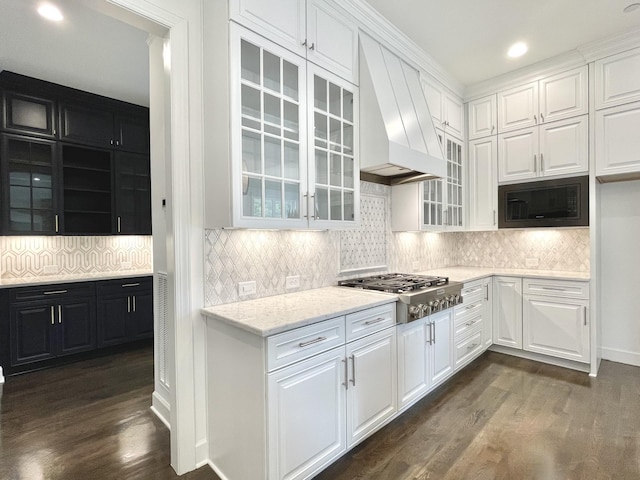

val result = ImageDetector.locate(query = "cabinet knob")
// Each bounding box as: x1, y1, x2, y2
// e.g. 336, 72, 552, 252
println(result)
534, 115, 537, 124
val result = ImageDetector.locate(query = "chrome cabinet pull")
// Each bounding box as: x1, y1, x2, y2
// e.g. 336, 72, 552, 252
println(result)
50, 306, 55, 325
431, 321, 436, 344
491, 125, 495, 134
302, 39, 307, 47
309, 43, 315, 50
122, 283, 140, 288
298, 336, 326, 348
465, 319, 477, 326
364, 317, 386, 326
534, 114, 537, 124
534, 154, 537, 173
583, 306, 587, 326
467, 343, 478, 351
44, 290, 67, 295
342, 359, 348, 390
485, 285, 489, 301
117, 216, 121, 233
55, 214, 59, 233
493, 209, 496, 226
426, 322, 432, 345
540, 153, 544, 171
133, 296, 136, 312
540, 113, 544, 122
58, 305, 62, 324
303, 193, 309, 219
127, 296, 131, 313
540, 286, 567, 291
350, 355, 356, 386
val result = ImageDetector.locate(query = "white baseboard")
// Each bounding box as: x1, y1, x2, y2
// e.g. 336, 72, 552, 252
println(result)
488, 345, 590, 373
195, 438, 209, 469
207, 461, 231, 480
151, 391, 171, 429
601, 347, 640, 367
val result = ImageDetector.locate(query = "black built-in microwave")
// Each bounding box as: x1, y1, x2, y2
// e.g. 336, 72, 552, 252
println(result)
498, 176, 589, 228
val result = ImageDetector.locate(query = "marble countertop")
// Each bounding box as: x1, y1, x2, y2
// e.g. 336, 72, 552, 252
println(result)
201, 286, 397, 337
420, 266, 590, 283
0, 270, 153, 289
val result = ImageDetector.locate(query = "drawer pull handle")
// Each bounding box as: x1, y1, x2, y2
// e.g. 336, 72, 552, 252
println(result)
364, 317, 386, 325
122, 283, 140, 288
465, 320, 477, 326
44, 290, 67, 295
539, 286, 567, 291
466, 343, 478, 351
465, 305, 478, 310
58, 305, 62, 324
298, 336, 327, 348
464, 287, 482, 295
50, 306, 55, 325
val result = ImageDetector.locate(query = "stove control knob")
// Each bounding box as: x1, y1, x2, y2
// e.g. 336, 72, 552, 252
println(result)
409, 304, 422, 319
453, 294, 461, 305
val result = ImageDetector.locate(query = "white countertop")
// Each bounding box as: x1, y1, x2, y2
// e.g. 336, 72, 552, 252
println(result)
0, 270, 153, 288
201, 286, 397, 337
420, 266, 590, 283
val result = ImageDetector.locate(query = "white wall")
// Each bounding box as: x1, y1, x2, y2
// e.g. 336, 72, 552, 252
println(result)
0, 0, 149, 106
599, 180, 640, 366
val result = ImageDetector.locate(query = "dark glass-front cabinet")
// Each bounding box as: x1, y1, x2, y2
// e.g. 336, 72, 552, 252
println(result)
9, 283, 96, 368
1, 133, 59, 234
0, 70, 151, 235
96, 277, 153, 347
2, 90, 56, 139
115, 152, 151, 234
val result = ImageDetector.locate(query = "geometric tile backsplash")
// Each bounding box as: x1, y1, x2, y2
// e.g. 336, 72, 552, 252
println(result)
203, 181, 590, 306
0, 235, 152, 278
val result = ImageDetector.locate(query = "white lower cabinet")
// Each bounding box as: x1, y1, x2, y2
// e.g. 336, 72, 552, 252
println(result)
397, 310, 453, 411
492, 276, 590, 366
492, 276, 523, 349
345, 327, 397, 448
453, 278, 492, 370
268, 348, 347, 480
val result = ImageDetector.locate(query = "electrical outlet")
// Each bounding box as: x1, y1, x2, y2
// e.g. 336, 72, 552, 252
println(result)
286, 275, 300, 289
238, 280, 257, 297
43, 265, 58, 274
412, 261, 420, 272
121, 261, 132, 270
526, 257, 539, 267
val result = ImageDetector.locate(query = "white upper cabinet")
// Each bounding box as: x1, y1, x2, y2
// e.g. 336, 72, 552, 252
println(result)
498, 81, 538, 132
595, 101, 640, 178
538, 67, 588, 123
497, 66, 588, 133
468, 136, 497, 230
595, 47, 640, 110
226, 25, 359, 229
468, 95, 497, 140
229, 0, 358, 84
423, 77, 464, 139
498, 115, 588, 183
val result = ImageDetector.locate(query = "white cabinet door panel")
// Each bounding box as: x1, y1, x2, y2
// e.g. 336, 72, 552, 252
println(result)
397, 319, 429, 410
498, 128, 538, 182
493, 276, 523, 349
523, 296, 589, 363
539, 67, 588, 123
595, 47, 640, 110
422, 78, 443, 125
268, 347, 346, 480
498, 82, 538, 132
468, 95, 497, 139
443, 93, 464, 139
430, 310, 454, 387
346, 328, 397, 448
307, 0, 358, 84
468, 137, 497, 230
595, 101, 640, 177
539, 115, 588, 176
230, 0, 306, 57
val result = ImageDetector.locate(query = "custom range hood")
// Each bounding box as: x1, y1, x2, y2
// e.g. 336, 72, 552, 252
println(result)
359, 33, 446, 184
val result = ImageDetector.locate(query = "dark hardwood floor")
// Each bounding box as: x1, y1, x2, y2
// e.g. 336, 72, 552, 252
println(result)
2, 348, 638, 480
0, 346, 219, 480
316, 352, 640, 480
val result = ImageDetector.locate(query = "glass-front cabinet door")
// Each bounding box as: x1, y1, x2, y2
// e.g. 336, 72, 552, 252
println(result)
421, 179, 444, 230
1, 133, 58, 234
445, 136, 464, 229
234, 27, 307, 228
308, 65, 358, 229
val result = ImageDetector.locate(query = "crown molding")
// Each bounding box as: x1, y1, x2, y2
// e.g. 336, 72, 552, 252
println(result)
336, 0, 464, 97
578, 26, 640, 62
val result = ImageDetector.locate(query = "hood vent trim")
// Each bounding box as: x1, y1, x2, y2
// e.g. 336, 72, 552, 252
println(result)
359, 33, 446, 184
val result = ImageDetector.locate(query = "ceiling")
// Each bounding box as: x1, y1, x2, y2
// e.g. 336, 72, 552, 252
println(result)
0, 0, 150, 105
364, 0, 640, 87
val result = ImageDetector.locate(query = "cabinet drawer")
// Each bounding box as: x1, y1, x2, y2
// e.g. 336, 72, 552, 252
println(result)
10, 282, 95, 303
96, 276, 152, 296
454, 296, 484, 322
346, 303, 395, 342
523, 278, 589, 299
267, 316, 346, 372
454, 312, 483, 339
454, 327, 483, 370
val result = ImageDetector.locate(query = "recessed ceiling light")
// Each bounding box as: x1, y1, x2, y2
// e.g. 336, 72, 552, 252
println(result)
508, 42, 528, 58
624, 3, 640, 12
37, 3, 64, 22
